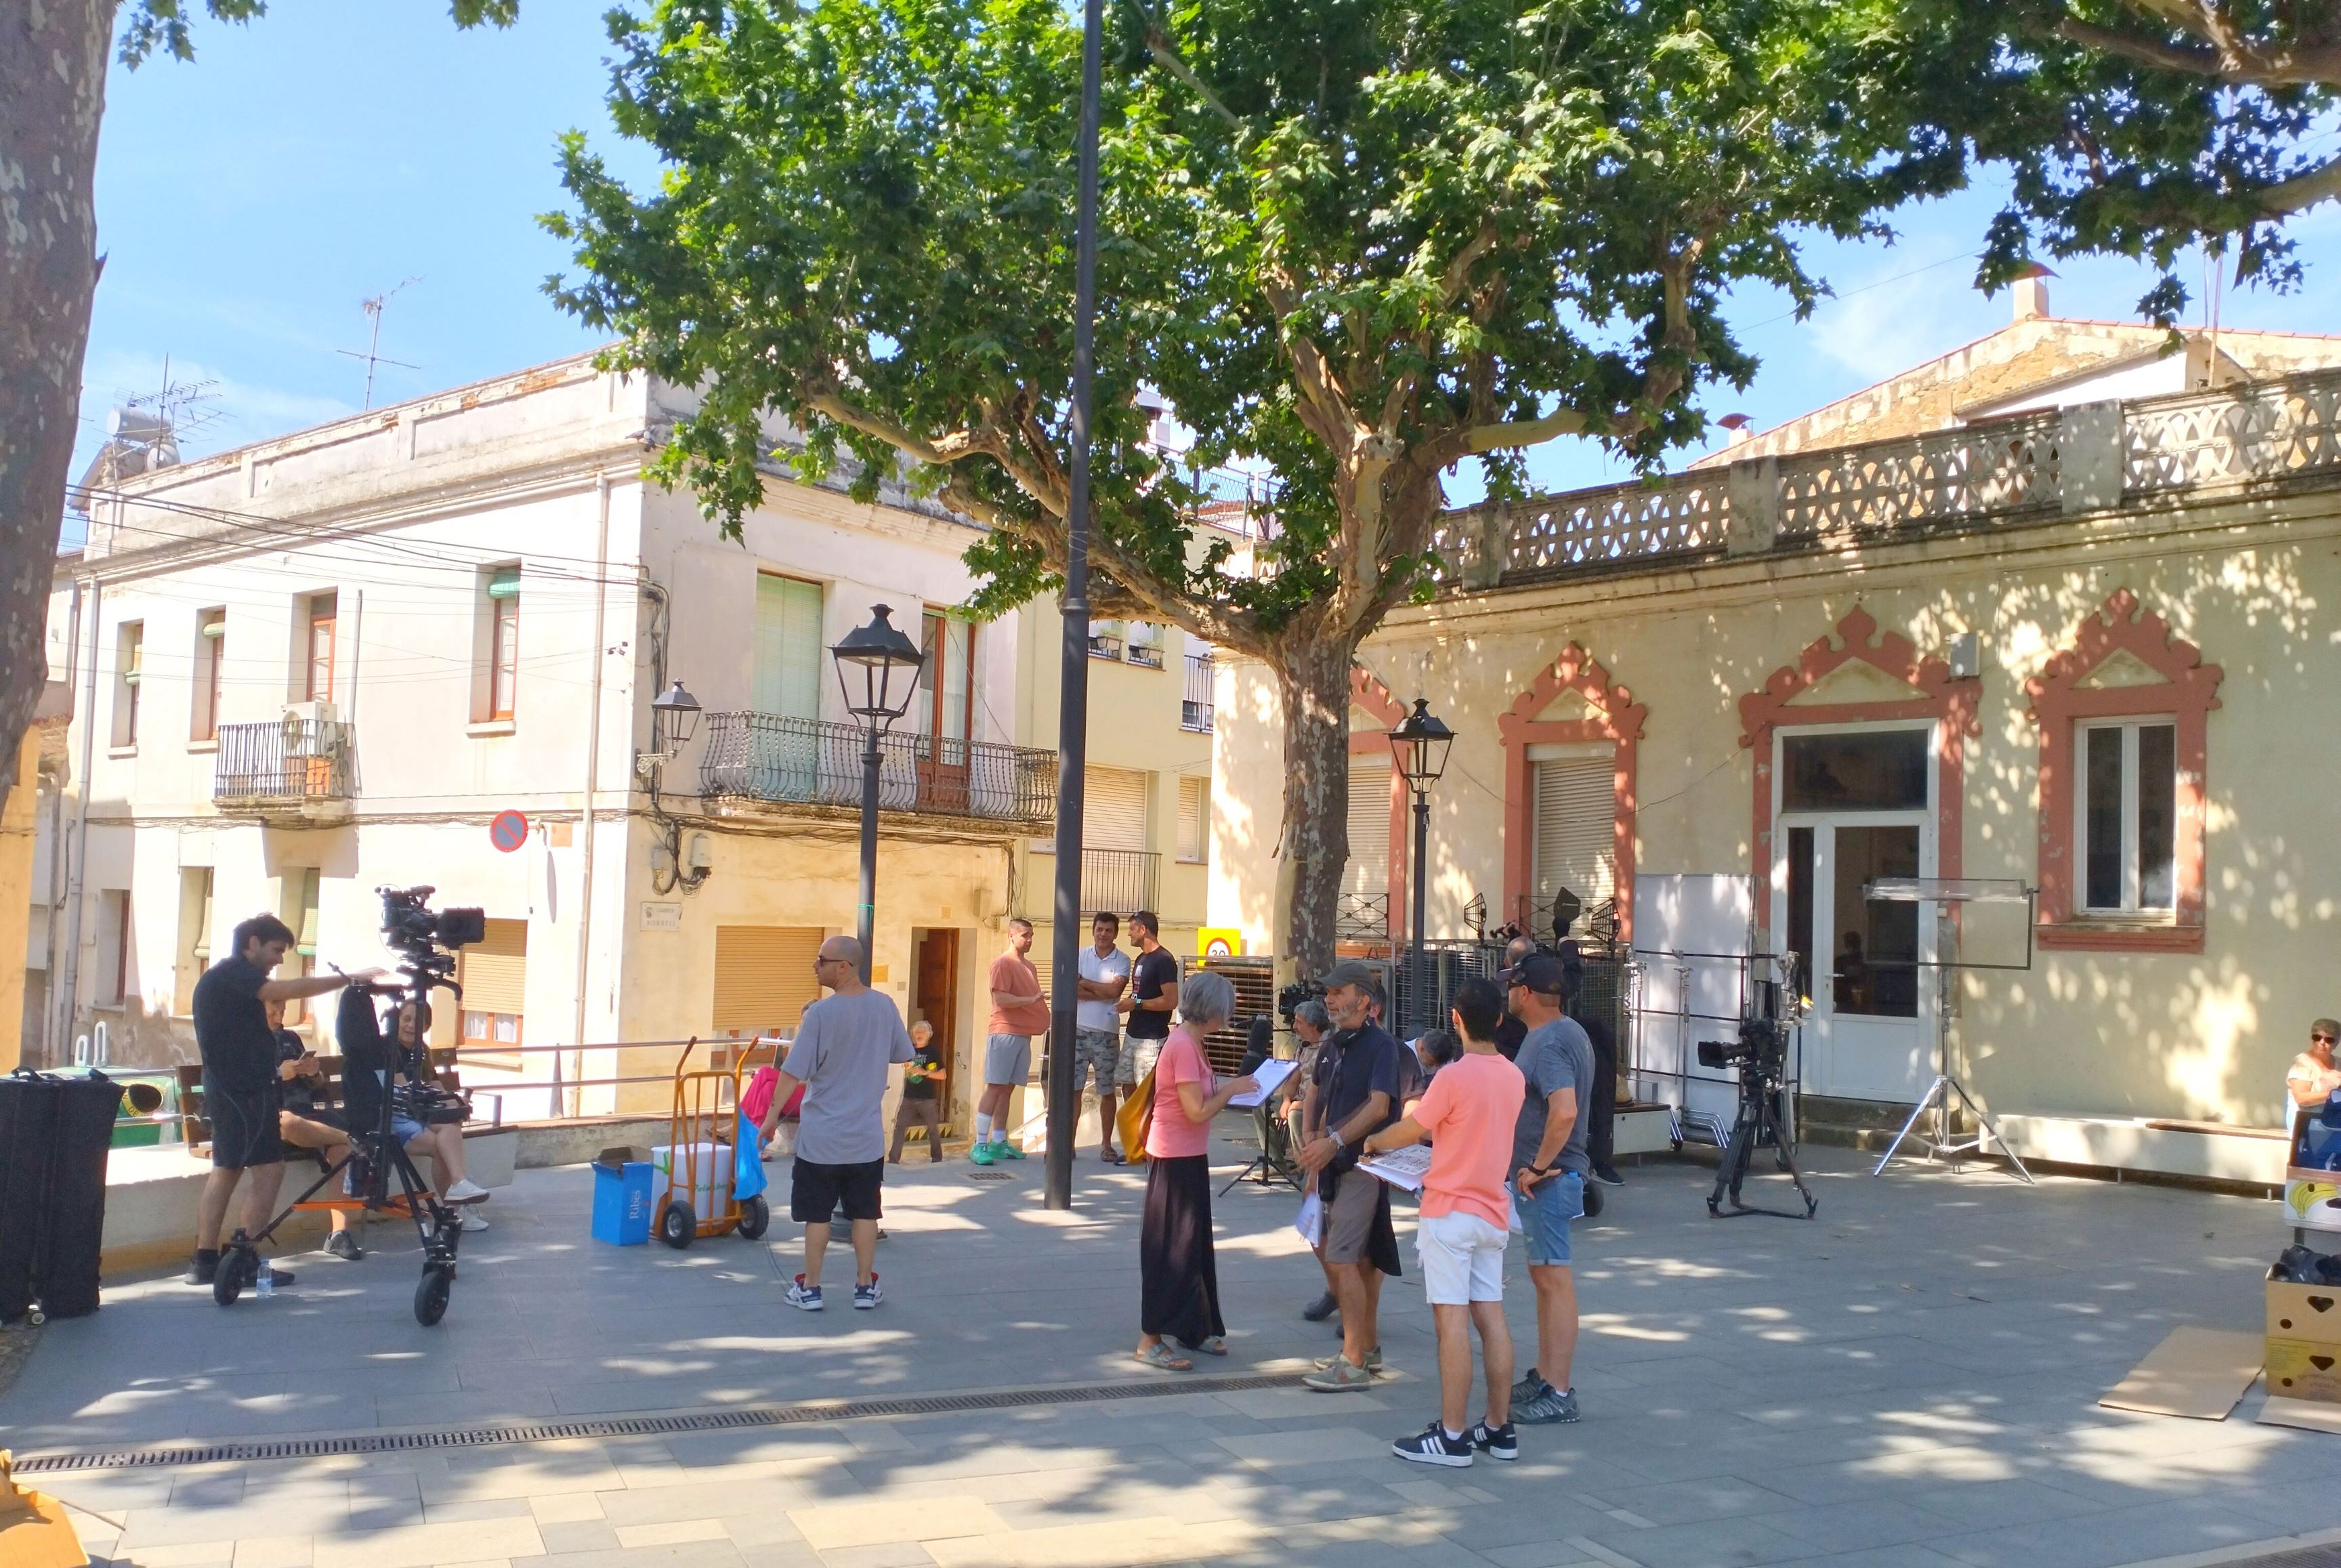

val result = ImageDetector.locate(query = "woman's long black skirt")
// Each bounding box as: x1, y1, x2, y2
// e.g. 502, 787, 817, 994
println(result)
1139, 1153, 1224, 1347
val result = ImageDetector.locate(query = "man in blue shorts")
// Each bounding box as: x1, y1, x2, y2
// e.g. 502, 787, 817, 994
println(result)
1502, 953, 1593, 1424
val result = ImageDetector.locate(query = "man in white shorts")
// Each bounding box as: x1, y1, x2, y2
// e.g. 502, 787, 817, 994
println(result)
1360, 975, 1524, 1466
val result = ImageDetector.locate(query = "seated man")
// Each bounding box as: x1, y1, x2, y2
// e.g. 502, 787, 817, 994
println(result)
268, 998, 363, 1262
337, 989, 492, 1229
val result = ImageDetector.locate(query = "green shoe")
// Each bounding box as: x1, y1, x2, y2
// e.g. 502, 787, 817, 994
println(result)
969, 1143, 995, 1166
996, 1141, 1026, 1160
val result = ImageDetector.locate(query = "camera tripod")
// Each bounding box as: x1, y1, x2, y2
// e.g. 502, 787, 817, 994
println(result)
1708, 1070, 1819, 1221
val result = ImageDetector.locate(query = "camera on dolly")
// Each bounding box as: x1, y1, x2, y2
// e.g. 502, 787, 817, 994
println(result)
1700, 974, 1819, 1222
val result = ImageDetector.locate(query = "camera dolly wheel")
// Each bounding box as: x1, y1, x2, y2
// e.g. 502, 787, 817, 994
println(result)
414, 1263, 455, 1327
658, 1198, 696, 1249
737, 1194, 769, 1241
213, 1239, 259, 1307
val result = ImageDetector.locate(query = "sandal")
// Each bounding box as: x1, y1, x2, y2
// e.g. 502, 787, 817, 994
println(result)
1134, 1341, 1193, 1372
1187, 1336, 1229, 1357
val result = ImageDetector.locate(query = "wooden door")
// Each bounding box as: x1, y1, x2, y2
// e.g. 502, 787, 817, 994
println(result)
914, 928, 961, 1131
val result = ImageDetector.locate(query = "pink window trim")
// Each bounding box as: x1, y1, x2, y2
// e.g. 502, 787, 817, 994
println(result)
2023, 589, 2221, 954
1737, 607, 1980, 944
1349, 666, 1410, 944
1496, 643, 1646, 945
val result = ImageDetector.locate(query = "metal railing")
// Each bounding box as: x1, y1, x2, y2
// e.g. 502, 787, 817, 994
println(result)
700, 713, 1056, 828
1182, 654, 1215, 731
1431, 365, 2341, 590
213, 719, 355, 805
1076, 847, 1158, 916
1336, 891, 1390, 943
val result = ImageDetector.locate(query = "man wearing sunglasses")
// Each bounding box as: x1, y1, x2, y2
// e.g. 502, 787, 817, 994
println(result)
2288, 1019, 2341, 1110
757, 936, 914, 1311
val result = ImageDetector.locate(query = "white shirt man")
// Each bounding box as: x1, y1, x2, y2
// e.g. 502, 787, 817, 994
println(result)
1074, 912, 1133, 1162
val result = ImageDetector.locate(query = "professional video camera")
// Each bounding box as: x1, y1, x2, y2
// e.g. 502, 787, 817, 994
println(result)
1700, 971, 1819, 1221
1276, 977, 1327, 1022
379, 885, 486, 970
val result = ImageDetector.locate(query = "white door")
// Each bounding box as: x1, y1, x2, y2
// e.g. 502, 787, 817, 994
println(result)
1771, 725, 1937, 1104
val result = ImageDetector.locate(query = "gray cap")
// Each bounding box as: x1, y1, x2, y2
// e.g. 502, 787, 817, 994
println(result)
1322, 960, 1379, 991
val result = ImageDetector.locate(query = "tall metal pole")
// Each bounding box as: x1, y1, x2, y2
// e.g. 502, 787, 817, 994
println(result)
1045, 0, 1105, 1212
857, 723, 881, 987
1410, 790, 1429, 1034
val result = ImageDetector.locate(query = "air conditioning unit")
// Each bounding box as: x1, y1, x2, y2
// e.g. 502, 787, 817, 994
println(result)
282, 700, 339, 725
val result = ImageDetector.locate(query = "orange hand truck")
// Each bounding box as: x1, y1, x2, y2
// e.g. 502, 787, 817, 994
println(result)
656, 1036, 773, 1248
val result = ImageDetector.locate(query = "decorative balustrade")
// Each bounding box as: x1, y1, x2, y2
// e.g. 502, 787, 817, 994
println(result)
1433, 366, 2341, 591
700, 713, 1057, 829
213, 719, 356, 815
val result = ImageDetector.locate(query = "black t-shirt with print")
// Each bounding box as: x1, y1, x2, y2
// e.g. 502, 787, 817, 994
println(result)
1126, 948, 1180, 1040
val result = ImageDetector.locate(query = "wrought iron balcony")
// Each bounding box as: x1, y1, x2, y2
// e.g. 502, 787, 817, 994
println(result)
213, 719, 356, 820
1021, 847, 1160, 920
699, 713, 1056, 830
1182, 654, 1215, 732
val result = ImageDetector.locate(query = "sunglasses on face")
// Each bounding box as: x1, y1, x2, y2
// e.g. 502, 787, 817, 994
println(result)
2316, 1034, 2337, 1045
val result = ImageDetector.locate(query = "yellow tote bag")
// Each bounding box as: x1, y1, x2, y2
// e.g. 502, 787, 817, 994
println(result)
1116, 1067, 1157, 1164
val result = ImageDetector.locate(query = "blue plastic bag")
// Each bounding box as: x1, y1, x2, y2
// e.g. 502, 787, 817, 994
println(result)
733, 1124, 767, 1202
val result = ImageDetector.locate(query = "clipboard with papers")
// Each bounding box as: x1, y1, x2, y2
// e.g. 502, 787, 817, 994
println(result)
1357, 1143, 1433, 1192
1224, 1057, 1297, 1108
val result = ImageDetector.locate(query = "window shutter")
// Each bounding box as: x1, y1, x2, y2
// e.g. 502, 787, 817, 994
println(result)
712, 926, 826, 1036
485, 568, 520, 600
458, 918, 530, 1016
1083, 767, 1149, 851
1343, 756, 1391, 898
1531, 755, 1616, 933
192, 870, 215, 960
1177, 776, 1208, 862
295, 868, 321, 957
753, 575, 824, 722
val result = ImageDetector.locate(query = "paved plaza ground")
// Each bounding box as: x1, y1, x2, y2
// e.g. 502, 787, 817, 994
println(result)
3, 1131, 2334, 1568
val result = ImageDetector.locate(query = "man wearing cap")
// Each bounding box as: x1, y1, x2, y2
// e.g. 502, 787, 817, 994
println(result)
1297, 960, 1406, 1392
1504, 952, 1595, 1424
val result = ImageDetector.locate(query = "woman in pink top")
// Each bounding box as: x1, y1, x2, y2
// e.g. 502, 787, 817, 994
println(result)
1135, 970, 1256, 1372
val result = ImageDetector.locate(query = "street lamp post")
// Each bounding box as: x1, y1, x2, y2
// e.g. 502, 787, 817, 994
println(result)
1043, 0, 1106, 1213
1389, 698, 1454, 1036
831, 606, 926, 986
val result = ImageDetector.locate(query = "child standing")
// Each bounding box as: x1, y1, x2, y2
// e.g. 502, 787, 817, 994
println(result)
890, 1019, 948, 1164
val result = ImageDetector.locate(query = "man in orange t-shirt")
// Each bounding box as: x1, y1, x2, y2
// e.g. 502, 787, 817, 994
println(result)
974, 918, 1051, 1164
1361, 975, 1525, 1467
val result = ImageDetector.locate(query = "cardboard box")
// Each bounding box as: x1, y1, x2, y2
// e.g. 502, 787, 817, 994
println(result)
2264, 1337, 2341, 1404
2267, 1267, 2341, 1338
2282, 1169, 2341, 1231
594, 1143, 652, 1174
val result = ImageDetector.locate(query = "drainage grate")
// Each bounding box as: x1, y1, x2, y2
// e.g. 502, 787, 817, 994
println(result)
2218, 1550, 2341, 1568
964, 1170, 1017, 1182
10, 1371, 1301, 1475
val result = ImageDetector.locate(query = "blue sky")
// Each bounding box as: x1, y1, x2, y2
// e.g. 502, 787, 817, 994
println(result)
74, 4, 2341, 530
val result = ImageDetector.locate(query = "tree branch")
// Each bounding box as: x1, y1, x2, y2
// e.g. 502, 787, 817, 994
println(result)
2257, 152, 2341, 215
1456, 407, 1590, 454
2053, 11, 2341, 85
1137, 14, 1241, 127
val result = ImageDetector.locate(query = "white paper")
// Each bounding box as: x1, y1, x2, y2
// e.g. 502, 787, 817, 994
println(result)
1508, 1194, 1525, 1233
1359, 1143, 1433, 1193
1294, 1191, 1325, 1247
1225, 1058, 1299, 1108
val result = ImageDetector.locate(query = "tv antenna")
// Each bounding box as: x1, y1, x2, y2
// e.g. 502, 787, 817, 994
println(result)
338, 278, 422, 409
123, 354, 224, 442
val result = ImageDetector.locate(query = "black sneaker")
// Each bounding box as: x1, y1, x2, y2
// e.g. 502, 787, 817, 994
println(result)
1590, 1162, 1625, 1187
1469, 1420, 1519, 1461
1509, 1367, 1542, 1404
184, 1250, 219, 1286
1515, 1383, 1580, 1424
326, 1232, 364, 1262
1302, 1290, 1338, 1322
1391, 1421, 1474, 1468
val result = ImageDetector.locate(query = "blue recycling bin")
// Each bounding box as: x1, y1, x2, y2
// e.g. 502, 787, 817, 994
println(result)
591, 1160, 654, 1245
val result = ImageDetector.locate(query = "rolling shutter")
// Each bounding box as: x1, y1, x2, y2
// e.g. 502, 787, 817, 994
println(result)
1083, 766, 1149, 851
753, 575, 824, 722
1531, 753, 1615, 935
1177, 775, 1208, 862
458, 918, 529, 1017
1343, 756, 1391, 899
713, 925, 824, 1036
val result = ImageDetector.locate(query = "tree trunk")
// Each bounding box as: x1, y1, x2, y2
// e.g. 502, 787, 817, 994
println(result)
1269, 634, 1354, 981
0, 0, 114, 813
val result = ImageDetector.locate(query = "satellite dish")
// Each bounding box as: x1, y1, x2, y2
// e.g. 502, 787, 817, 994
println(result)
1550, 889, 1582, 942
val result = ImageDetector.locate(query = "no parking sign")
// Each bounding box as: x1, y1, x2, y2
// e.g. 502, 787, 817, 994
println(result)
489, 809, 529, 853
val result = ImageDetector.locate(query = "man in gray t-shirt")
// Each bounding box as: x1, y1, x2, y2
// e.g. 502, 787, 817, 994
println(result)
758, 935, 912, 1311
1502, 952, 1595, 1426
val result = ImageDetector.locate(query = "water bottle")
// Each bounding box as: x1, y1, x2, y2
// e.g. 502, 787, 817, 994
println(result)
255, 1263, 274, 1300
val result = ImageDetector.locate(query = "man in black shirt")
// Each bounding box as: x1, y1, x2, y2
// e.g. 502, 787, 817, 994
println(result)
1491, 936, 1535, 1060
1116, 910, 1181, 1088
1298, 960, 1404, 1393
186, 914, 379, 1287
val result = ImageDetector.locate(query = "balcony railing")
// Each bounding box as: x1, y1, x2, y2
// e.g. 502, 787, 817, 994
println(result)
1021, 847, 1160, 918
213, 719, 356, 813
1182, 654, 1215, 732
1429, 366, 2341, 591
699, 713, 1057, 829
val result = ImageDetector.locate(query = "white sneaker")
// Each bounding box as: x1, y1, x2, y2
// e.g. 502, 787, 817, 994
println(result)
459, 1209, 490, 1233
444, 1178, 490, 1205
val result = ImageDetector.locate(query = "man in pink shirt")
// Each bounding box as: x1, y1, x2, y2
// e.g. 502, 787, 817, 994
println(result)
1361, 975, 1524, 1467
975, 918, 1051, 1164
